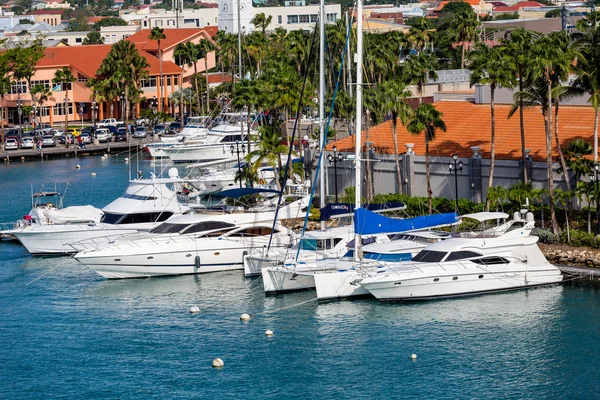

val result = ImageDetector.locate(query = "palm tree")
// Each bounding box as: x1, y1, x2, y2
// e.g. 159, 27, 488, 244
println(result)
554, 188, 572, 242
404, 51, 437, 104
576, 181, 595, 233
250, 12, 272, 35
197, 39, 215, 114
503, 28, 534, 184
469, 43, 516, 210
572, 12, 600, 164
486, 185, 509, 211
449, 10, 480, 69
30, 83, 50, 128
0, 54, 10, 150
174, 42, 201, 115
378, 80, 413, 193
562, 139, 593, 186
52, 67, 75, 130
530, 188, 547, 229
246, 125, 290, 190
149, 27, 166, 111
232, 78, 259, 153
508, 182, 532, 208
406, 103, 447, 213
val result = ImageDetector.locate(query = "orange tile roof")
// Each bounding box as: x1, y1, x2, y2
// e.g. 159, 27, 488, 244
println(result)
125, 27, 217, 51
433, 0, 482, 11
327, 101, 596, 162
493, 1, 546, 12
37, 44, 181, 78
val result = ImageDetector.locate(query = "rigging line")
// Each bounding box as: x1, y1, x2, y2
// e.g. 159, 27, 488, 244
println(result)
252, 296, 318, 317
295, 11, 353, 262
25, 264, 63, 286
265, 18, 320, 252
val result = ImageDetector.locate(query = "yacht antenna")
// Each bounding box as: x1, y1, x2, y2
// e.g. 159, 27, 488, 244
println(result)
354, 0, 363, 262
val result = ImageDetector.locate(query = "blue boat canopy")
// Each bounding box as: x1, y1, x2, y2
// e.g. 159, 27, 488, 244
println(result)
210, 188, 281, 198
320, 202, 405, 221
354, 208, 459, 235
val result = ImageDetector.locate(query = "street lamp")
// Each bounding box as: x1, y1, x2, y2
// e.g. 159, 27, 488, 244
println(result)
91, 100, 98, 132
230, 141, 246, 189
327, 144, 344, 203
590, 163, 600, 234
120, 91, 127, 141
448, 153, 463, 212
16, 88, 22, 135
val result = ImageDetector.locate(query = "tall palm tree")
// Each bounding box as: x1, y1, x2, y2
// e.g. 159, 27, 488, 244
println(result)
469, 43, 516, 210
449, 10, 480, 69
486, 185, 509, 211
250, 12, 272, 35
197, 39, 215, 114
378, 80, 413, 193
149, 27, 166, 111
576, 181, 595, 233
174, 42, 201, 114
572, 12, 600, 164
52, 67, 75, 130
246, 125, 289, 190
404, 51, 437, 104
563, 139, 593, 186
503, 28, 534, 184
30, 83, 50, 128
554, 188, 572, 242
406, 103, 447, 214
0, 54, 10, 150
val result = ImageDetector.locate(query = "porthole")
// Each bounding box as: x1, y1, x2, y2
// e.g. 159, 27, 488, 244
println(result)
147, 256, 153, 260
478, 275, 484, 279
186, 254, 192, 258
214, 252, 220, 256
114, 258, 121, 262
433, 278, 439, 282
394, 282, 402, 286
452, 277, 458, 281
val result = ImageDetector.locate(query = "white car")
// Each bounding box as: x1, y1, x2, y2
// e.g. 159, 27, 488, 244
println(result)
21, 136, 34, 149
95, 129, 110, 143
50, 129, 65, 138
5, 138, 19, 150
97, 118, 120, 128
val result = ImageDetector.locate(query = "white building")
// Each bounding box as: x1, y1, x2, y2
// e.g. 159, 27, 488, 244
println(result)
258, 3, 342, 32
101, 25, 141, 44
218, 0, 253, 34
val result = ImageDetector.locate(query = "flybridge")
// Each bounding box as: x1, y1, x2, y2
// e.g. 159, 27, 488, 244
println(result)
319, 202, 406, 221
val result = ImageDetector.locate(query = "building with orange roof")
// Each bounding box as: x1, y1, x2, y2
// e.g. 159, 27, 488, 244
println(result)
3, 27, 216, 125
322, 100, 592, 201
430, 0, 492, 16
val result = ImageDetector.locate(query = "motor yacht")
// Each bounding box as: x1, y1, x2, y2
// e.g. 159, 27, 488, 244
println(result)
146, 117, 210, 158
74, 195, 309, 279
359, 211, 563, 301
10, 178, 190, 255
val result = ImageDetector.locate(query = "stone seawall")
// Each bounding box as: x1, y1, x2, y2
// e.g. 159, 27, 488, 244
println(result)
539, 243, 600, 268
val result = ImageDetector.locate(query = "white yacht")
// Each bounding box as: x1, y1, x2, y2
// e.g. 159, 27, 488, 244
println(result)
162, 113, 258, 163
361, 231, 452, 262
10, 178, 190, 255
74, 196, 309, 279
146, 117, 210, 158
359, 211, 563, 301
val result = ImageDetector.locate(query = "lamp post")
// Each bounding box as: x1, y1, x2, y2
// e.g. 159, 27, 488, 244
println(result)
152, 95, 158, 131
91, 100, 98, 132
32, 105, 37, 132
590, 163, 600, 235
16, 88, 22, 136
327, 144, 344, 203
448, 153, 463, 212
120, 91, 127, 141
230, 140, 246, 189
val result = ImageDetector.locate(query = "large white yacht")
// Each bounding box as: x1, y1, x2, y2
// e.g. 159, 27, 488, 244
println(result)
10, 178, 190, 255
74, 195, 309, 279
359, 211, 563, 301
146, 116, 210, 158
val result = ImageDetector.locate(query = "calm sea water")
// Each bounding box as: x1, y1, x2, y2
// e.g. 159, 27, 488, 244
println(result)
1, 156, 599, 399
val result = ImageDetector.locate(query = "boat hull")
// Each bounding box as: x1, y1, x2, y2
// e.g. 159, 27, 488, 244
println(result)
313, 270, 371, 300
262, 266, 317, 294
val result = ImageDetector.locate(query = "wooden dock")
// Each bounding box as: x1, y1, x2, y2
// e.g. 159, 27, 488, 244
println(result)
558, 265, 600, 282
0, 141, 150, 162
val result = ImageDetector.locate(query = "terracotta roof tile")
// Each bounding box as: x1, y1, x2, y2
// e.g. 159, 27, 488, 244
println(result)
125, 27, 217, 51
327, 101, 597, 162
493, 1, 545, 12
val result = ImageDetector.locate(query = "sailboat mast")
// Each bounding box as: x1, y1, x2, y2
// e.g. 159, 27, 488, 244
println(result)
319, 0, 326, 231
354, 0, 363, 262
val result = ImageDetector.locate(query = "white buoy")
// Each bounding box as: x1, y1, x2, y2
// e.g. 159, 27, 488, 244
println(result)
124, 157, 129, 163
101, 155, 107, 160
240, 313, 251, 321
265, 330, 274, 336
189, 306, 200, 314
411, 354, 417, 360
212, 358, 224, 368
91, 172, 96, 177
76, 164, 80, 169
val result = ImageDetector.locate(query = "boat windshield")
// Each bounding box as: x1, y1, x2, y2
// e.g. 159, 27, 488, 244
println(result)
300, 238, 342, 251
150, 223, 188, 234
412, 250, 447, 263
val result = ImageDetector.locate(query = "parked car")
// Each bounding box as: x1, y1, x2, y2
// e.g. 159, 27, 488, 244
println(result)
79, 132, 92, 144
154, 124, 166, 136
66, 128, 81, 137
41, 135, 56, 147
114, 127, 128, 142
169, 121, 182, 133
50, 129, 65, 138
97, 118, 120, 128
133, 126, 147, 138
21, 136, 34, 149
5, 138, 19, 150
95, 128, 110, 143
135, 117, 150, 126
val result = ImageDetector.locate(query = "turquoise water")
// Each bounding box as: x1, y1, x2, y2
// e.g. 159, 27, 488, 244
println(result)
1, 157, 599, 399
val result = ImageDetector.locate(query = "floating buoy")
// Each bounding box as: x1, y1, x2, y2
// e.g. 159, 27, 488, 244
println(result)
76, 164, 80, 169
212, 358, 224, 368
240, 313, 251, 321
20, 156, 25, 161
101, 155, 107, 160
411, 354, 417, 360
265, 330, 274, 336
189, 306, 200, 314
124, 157, 129, 163
91, 172, 96, 177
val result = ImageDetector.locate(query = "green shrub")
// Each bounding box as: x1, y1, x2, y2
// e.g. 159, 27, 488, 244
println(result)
559, 229, 600, 248
532, 228, 559, 244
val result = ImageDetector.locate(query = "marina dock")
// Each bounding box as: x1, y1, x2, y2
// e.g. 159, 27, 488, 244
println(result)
0, 141, 149, 162
558, 265, 600, 281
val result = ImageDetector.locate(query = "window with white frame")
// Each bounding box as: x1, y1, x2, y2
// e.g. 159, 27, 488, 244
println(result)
52, 82, 72, 91
287, 15, 298, 24
78, 73, 88, 83
310, 14, 318, 23
299, 15, 309, 23
140, 77, 157, 88
31, 80, 51, 90
326, 13, 337, 22
54, 101, 73, 116
10, 81, 28, 94
278, 15, 282, 24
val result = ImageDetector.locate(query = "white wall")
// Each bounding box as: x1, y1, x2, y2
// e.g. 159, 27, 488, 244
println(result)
258, 4, 341, 32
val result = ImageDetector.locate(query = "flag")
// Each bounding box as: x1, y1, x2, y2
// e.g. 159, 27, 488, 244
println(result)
52, 84, 61, 92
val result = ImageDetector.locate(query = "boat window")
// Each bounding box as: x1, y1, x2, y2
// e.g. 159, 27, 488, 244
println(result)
301, 237, 342, 251
119, 212, 174, 224
101, 213, 125, 224
389, 234, 416, 242
347, 237, 376, 248
228, 227, 277, 237
445, 251, 482, 262
506, 221, 526, 232
471, 257, 510, 265
150, 222, 188, 233
183, 221, 236, 234
121, 194, 158, 201
221, 134, 245, 143
412, 250, 447, 263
